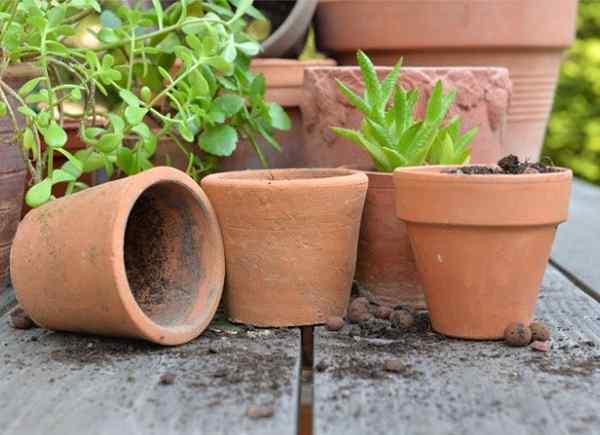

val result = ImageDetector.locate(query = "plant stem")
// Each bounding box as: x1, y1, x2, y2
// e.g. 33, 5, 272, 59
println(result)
89, 17, 226, 52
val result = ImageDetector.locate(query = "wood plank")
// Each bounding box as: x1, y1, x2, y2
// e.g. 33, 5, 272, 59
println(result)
552, 178, 600, 296
314, 265, 600, 435
0, 296, 301, 435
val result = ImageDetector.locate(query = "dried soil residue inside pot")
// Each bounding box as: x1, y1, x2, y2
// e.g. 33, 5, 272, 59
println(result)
445, 154, 561, 175
124, 184, 201, 327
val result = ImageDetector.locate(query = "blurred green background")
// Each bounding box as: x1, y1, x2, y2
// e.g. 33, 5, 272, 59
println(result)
543, 0, 600, 183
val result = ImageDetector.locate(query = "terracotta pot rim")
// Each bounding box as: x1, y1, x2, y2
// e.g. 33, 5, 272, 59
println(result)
308, 65, 510, 74
394, 165, 572, 185
110, 167, 223, 345
203, 168, 367, 188
251, 58, 337, 67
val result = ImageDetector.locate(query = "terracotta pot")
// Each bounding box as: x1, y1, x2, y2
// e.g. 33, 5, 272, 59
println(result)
11, 167, 225, 345
0, 65, 38, 289
316, 0, 578, 161
393, 166, 572, 339
201, 168, 368, 326
301, 66, 511, 168
356, 170, 423, 308
154, 58, 336, 172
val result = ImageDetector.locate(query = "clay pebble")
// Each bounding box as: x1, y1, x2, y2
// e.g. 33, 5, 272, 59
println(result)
159, 372, 177, 385
325, 316, 345, 331
390, 309, 415, 329
530, 321, 550, 342
246, 405, 275, 419
10, 306, 35, 330
504, 322, 532, 347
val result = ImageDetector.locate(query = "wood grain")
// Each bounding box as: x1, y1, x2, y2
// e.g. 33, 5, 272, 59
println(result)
0, 295, 301, 435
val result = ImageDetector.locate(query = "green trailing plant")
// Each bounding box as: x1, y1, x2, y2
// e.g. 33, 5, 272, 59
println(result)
0, 0, 289, 208
331, 50, 477, 172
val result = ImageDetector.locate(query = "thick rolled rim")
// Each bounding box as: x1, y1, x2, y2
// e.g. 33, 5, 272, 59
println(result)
112, 167, 224, 346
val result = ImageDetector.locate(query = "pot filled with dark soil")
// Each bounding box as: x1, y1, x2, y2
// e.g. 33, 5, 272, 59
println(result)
11, 167, 225, 345
201, 168, 368, 327
393, 156, 572, 339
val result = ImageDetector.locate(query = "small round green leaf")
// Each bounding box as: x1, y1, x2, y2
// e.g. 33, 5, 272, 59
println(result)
43, 122, 68, 148
95, 133, 122, 153
26, 179, 52, 208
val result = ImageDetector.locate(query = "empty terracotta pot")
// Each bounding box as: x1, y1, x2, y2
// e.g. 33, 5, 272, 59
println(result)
393, 166, 572, 339
316, 0, 577, 160
356, 170, 423, 308
201, 168, 368, 326
11, 167, 225, 345
302, 66, 511, 168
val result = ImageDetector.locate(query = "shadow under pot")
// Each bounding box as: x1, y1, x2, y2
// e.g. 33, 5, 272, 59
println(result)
355, 170, 424, 308
10, 167, 225, 346
393, 166, 572, 339
201, 168, 368, 327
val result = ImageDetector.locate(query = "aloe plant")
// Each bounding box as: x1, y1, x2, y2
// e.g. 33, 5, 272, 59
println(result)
331, 50, 477, 172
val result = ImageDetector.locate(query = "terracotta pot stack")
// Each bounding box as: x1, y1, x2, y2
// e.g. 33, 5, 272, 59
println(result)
315, 0, 578, 161
302, 66, 512, 308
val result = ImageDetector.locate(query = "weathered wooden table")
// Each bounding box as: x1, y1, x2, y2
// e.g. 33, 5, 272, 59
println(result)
1, 178, 599, 435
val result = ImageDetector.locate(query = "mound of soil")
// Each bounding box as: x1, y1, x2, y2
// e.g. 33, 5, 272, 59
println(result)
446, 155, 560, 175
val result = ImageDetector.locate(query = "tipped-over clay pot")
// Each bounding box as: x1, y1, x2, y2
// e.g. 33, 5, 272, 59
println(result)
11, 167, 225, 345
356, 170, 423, 308
202, 168, 368, 327
393, 166, 572, 339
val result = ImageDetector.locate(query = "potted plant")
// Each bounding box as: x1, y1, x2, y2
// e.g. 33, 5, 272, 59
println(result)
393, 155, 572, 339
315, 0, 578, 161
0, 0, 288, 289
201, 168, 368, 327
326, 51, 478, 308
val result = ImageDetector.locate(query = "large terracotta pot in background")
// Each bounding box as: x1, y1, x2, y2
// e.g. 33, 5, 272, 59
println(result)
316, 0, 578, 161
155, 58, 336, 172
301, 66, 511, 168
0, 65, 37, 290
11, 167, 225, 345
393, 166, 572, 339
202, 168, 368, 327
356, 171, 423, 308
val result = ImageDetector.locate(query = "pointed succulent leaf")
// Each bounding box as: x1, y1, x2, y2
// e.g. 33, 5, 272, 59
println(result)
381, 58, 403, 106
335, 79, 370, 115
356, 50, 381, 108
331, 127, 391, 171
364, 119, 393, 149
381, 147, 409, 169
395, 122, 422, 154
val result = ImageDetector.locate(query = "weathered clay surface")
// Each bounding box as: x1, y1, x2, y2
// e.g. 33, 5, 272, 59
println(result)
10, 167, 225, 345
315, 0, 577, 161
202, 168, 368, 327
393, 166, 572, 339
301, 66, 511, 167
355, 171, 423, 308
